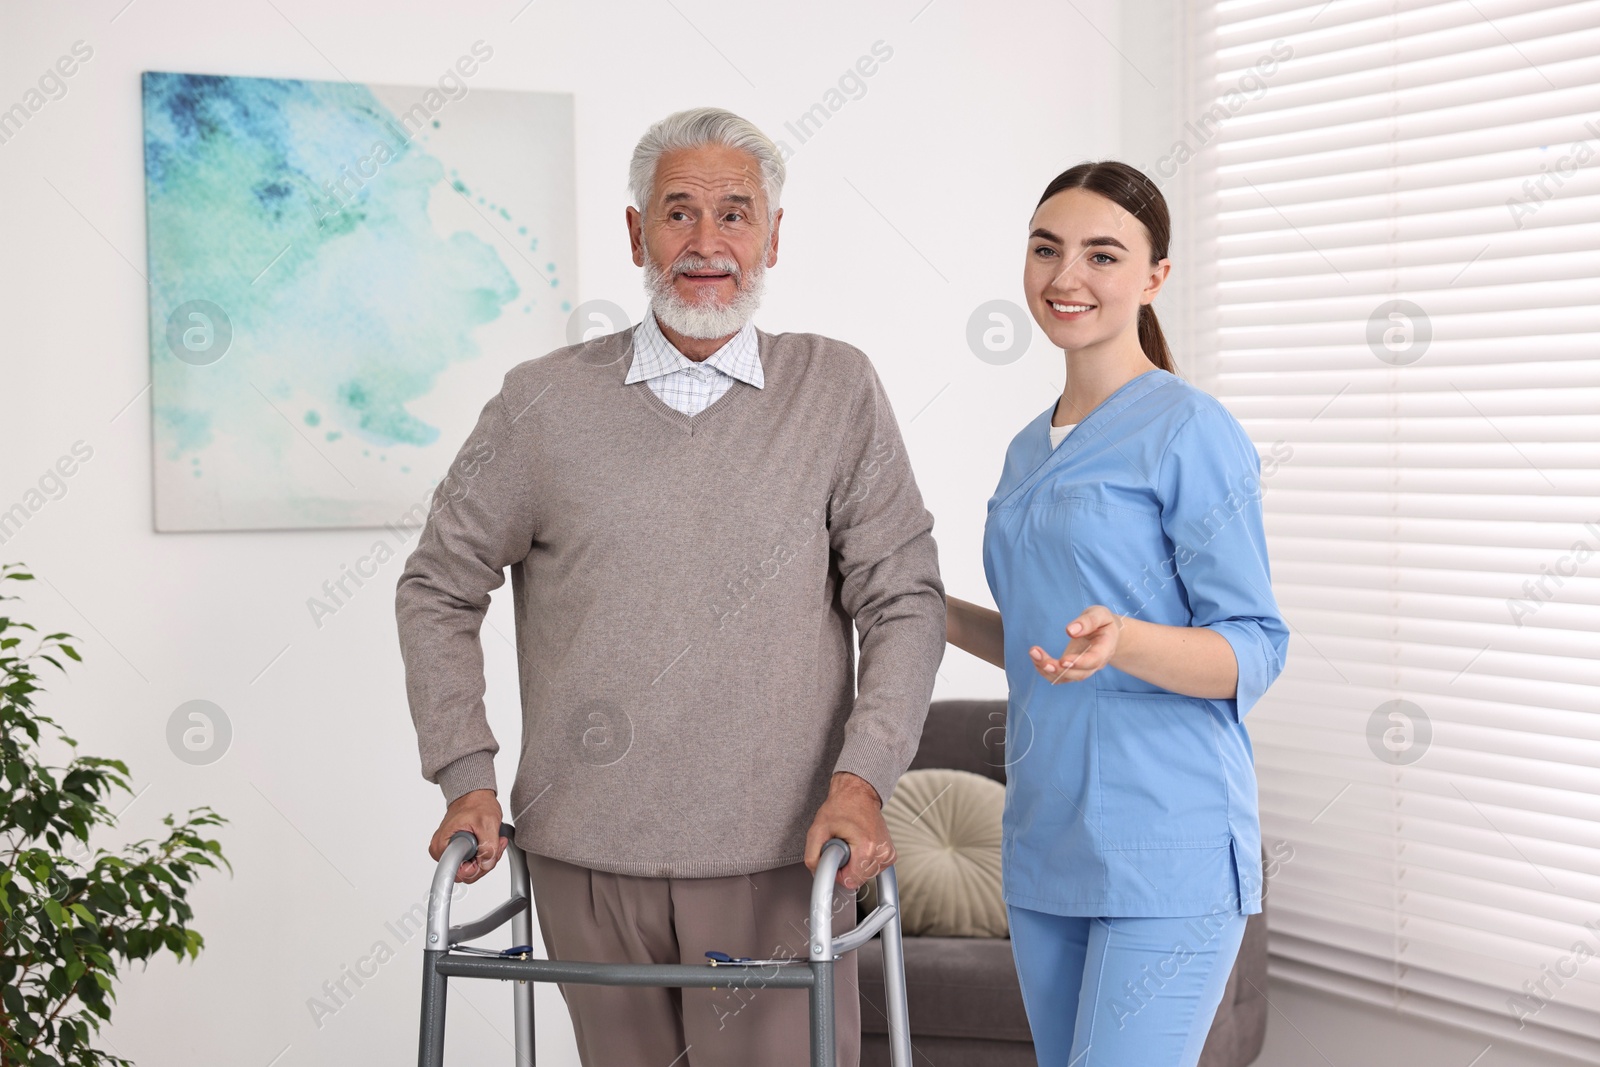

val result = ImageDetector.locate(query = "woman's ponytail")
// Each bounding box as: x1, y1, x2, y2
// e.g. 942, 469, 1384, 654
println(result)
1137, 303, 1174, 374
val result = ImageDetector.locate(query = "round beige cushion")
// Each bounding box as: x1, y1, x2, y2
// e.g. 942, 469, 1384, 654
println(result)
860, 768, 1008, 938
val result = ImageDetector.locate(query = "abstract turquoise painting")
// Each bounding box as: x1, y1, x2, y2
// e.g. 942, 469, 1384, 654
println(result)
142, 69, 575, 530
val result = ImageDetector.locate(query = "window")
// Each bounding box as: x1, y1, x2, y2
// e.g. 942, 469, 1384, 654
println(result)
1189, 0, 1600, 1060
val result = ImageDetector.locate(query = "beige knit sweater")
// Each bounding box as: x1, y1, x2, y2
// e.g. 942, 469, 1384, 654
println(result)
394, 325, 947, 878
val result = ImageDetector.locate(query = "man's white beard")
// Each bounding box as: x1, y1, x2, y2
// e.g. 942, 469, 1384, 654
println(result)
643, 251, 766, 340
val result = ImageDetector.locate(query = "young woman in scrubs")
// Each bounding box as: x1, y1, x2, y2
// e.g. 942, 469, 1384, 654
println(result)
946, 161, 1290, 1066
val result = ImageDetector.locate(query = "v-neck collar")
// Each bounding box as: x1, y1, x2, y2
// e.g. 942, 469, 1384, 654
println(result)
622, 325, 766, 436
994, 368, 1174, 512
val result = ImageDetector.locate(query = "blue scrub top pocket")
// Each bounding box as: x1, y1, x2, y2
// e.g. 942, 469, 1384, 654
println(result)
1089, 690, 1231, 850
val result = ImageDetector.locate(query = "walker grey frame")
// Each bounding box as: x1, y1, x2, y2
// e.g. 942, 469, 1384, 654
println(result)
417, 823, 912, 1067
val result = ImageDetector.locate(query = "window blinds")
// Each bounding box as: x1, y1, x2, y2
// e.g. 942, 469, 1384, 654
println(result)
1189, 0, 1600, 1060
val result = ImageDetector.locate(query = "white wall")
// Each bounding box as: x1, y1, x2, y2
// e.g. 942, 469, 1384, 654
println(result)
0, 2, 1125, 1063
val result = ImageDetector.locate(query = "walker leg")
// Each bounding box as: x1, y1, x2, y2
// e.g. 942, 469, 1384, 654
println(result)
508, 844, 536, 1066
809, 959, 835, 1067
419, 949, 449, 1067
876, 868, 913, 1067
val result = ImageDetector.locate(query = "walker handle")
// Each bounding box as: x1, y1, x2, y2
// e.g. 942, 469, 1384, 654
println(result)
427, 825, 524, 949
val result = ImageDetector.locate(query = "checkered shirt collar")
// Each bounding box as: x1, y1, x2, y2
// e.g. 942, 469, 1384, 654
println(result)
624, 310, 764, 389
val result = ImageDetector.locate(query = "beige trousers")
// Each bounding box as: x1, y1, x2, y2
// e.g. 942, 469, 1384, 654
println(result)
525, 850, 862, 1067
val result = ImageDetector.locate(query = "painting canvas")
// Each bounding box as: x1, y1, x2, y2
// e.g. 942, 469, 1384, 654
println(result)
141, 69, 576, 530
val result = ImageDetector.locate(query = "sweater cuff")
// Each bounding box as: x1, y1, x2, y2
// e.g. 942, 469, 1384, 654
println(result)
833, 735, 902, 809
435, 751, 498, 805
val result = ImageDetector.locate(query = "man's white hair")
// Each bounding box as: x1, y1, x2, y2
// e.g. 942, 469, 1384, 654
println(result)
628, 107, 785, 223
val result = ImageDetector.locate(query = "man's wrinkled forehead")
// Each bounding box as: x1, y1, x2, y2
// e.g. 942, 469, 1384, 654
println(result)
649, 149, 767, 209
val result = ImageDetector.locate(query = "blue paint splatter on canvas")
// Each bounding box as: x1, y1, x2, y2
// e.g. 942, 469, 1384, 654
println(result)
142, 71, 573, 530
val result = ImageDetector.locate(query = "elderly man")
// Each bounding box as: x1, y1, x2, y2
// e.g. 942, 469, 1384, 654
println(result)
395, 106, 945, 1067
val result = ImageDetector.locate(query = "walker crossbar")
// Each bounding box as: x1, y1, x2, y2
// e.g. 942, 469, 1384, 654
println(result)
417, 823, 913, 1067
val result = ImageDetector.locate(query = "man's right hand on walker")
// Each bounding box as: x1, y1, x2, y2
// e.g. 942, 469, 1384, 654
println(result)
429, 788, 509, 884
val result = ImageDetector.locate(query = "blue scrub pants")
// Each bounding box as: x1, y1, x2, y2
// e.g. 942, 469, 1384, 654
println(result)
1007, 905, 1249, 1067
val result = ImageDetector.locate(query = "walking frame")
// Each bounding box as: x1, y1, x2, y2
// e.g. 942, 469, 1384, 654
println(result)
418, 823, 913, 1067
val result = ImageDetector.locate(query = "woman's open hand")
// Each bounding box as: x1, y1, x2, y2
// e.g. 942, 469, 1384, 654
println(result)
1030, 605, 1123, 684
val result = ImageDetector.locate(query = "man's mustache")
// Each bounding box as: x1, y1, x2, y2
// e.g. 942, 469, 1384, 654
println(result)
671, 255, 742, 283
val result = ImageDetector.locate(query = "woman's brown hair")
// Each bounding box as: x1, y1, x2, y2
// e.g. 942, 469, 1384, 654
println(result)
1035, 161, 1175, 375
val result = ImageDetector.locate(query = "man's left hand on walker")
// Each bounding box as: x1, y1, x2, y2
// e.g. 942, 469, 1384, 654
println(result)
1031, 604, 1125, 684
804, 771, 895, 891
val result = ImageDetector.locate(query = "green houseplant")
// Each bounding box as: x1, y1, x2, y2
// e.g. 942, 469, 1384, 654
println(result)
0, 564, 229, 1066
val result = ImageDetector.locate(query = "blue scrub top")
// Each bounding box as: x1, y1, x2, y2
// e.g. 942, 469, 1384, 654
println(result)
982, 368, 1289, 918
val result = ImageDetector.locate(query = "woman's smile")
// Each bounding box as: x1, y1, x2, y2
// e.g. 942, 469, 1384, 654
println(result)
1047, 300, 1096, 320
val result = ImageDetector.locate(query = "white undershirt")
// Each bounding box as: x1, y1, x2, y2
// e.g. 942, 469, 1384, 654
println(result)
1049, 422, 1078, 449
